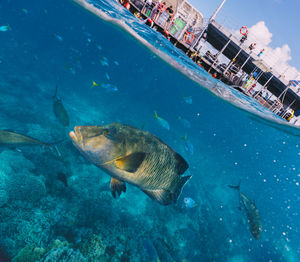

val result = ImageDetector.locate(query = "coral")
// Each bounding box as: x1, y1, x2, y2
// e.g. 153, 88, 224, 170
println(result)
0, 172, 8, 207
39, 246, 87, 262
12, 246, 46, 262
0, 150, 35, 172
6, 170, 46, 202
0, 150, 46, 203
79, 234, 106, 261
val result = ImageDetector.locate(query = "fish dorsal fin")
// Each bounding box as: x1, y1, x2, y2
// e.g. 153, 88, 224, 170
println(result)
142, 188, 173, 205
153, 111, 158, 119
174, 152, 188, 175
115, 152, 146, 173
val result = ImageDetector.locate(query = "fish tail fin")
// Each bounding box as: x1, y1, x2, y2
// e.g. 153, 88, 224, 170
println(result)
228, 179, 241, 191
142, 176, 191, 205
193, 203, 198, 208
91, 81, 99, 88
153, 111, 158, 119
173, 175, 192, 203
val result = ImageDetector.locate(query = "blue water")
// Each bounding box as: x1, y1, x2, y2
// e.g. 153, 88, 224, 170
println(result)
0, 0, 299, 261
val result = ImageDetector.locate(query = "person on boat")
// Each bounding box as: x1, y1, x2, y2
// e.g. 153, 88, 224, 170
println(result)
240, 34, 247, 43
142, 0, 153, 15
249, 43, 256, 51
153, 1, 166, 22
257, 49, 264, 57
149, 0, 160, 21
164, 5, 174, 31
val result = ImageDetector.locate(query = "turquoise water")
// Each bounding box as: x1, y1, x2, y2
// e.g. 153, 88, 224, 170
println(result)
0, 0, 299, 261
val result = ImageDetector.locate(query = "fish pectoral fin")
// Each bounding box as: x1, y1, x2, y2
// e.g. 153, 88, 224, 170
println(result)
110, 178, 126, 198
115, 152, 146, 173
142, 188, 173, 205
174, 152, 189, 175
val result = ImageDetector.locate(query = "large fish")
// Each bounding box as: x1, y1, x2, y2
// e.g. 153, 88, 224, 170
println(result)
228, 181, 262, 240
69, 123, 190, 205
53, 85, 69, 127
0, 129, 54, 146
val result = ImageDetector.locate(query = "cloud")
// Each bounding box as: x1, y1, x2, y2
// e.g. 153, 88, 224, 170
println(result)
234, 21, 300, 84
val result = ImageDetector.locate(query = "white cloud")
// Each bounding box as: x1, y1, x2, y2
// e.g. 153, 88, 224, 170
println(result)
234, 21, 300, 83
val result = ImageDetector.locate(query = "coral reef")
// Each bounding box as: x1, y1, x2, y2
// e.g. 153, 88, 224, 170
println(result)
0, 150, 46, 203
40, 246, 87, 262
79, 234, 106, 261
12, 246, 46, 262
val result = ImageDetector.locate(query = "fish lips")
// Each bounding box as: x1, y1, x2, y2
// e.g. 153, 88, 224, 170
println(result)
69, 126, 83, 146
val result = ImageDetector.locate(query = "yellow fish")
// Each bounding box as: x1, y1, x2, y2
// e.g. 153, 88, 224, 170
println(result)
91, 81, 99, 88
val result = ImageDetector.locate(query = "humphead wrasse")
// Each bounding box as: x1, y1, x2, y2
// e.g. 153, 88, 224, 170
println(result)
228, 181, 262, 240
53, 85, 69, 127
69, 123, 191, 205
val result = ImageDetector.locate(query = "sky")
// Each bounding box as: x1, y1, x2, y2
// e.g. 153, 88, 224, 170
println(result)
189, 0, 300, 82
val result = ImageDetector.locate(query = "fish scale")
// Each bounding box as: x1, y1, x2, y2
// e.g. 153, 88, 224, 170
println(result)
135, 148, 175, 190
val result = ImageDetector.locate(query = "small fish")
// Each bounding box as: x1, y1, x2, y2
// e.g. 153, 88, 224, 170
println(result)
57, 173, 68, 187
105, 73, 110, 80
64, 65, 76, 75
182, 96, 192, 105
0, 130, 59, 146
69, 123, 190, 205
91, 81, 99, 88
70, 47, 80, 54
228, 181, 262, 240
100, 57, 109, 67
54, 34, 63, 41
102, 83, 118, 92
183, 197, 197, 208
0, 25, 10, 32
21, 8, 29, 14
178, 116, 191, 128
181, 135, 194, 155
87, 38, 91, 43
83, 31, 92, 37
153, 111, 170, 130
114, 61, 119, 66
53, 85, 69, 126
96, 44, 102, 51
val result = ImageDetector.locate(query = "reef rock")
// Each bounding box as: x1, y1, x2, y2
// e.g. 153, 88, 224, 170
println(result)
39, 246, 87, 262
12, 246, 46, 262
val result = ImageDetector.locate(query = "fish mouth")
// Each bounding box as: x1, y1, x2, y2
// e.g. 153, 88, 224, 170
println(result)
69, 126, 83, 144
